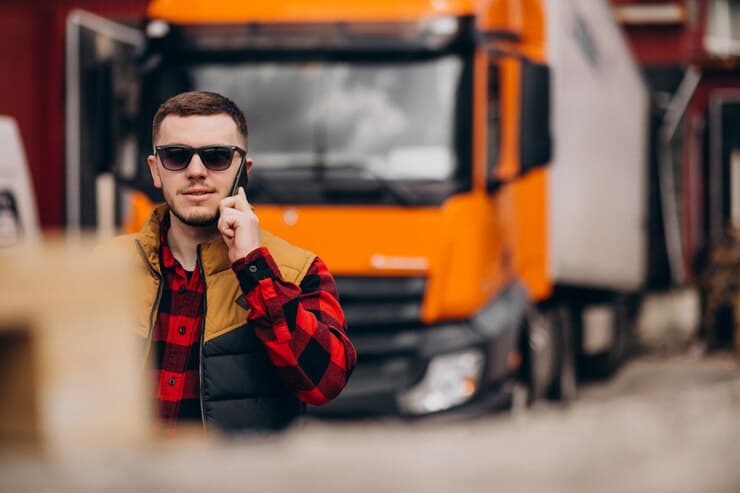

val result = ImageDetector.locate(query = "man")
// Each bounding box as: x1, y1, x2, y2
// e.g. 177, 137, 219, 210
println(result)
103, 91, 356, 433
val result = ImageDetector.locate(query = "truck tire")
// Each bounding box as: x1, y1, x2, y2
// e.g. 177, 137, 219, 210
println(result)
547, 305, 578, 403
521, 305, 558, 405
580, 297, 633, 379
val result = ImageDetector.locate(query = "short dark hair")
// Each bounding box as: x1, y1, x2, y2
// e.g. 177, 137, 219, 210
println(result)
152, 91, 248, 146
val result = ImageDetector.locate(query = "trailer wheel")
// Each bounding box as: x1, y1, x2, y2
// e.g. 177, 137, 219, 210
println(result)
580, 297, 633, 379
548, 305, 578, 403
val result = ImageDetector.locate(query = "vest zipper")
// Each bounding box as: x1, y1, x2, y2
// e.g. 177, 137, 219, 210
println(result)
135, 240, 164, 370
196, 245, 208, 430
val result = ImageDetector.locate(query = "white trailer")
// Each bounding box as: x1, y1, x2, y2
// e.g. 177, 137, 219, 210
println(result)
544, 0, 650, 370
546, 0, 649, 291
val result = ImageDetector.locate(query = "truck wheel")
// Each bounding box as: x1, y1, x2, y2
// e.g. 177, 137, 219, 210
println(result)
580, 297, 633, 379
521, 306, 557, 404
547, 305, 577, 403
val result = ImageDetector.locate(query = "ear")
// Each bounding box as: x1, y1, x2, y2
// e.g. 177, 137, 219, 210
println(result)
245, 158, 254, 173
147, 154, 163, 189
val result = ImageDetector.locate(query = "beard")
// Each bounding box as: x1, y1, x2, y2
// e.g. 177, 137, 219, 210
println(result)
170, 207, 220, 228
164, 187, 221, 228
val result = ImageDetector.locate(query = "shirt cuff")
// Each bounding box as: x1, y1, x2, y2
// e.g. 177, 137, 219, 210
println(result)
232, 246, 282, 294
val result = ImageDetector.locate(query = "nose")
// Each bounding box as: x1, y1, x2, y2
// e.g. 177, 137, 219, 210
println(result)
185, 153, 208, 178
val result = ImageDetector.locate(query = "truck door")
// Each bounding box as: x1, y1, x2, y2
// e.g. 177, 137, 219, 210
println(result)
65, 10, 144, 238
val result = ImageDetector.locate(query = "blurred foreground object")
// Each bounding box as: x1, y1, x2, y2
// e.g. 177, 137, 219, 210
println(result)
0, 238, 151, 454
1, 354, 740, 492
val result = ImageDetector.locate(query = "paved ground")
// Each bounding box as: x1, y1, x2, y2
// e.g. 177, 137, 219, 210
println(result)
2, 351, 740, 493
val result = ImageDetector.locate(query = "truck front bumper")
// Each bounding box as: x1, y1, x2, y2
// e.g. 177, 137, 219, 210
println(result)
311, 282, 529, 418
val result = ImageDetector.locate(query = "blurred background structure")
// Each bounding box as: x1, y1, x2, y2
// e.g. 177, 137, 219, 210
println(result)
0, 0, 739, 490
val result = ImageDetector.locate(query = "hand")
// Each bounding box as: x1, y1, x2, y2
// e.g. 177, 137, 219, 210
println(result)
218, 187, 260, 264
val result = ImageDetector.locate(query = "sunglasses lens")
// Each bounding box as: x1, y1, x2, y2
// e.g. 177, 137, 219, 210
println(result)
159, 147, 193, 170
200, 147, 234, 170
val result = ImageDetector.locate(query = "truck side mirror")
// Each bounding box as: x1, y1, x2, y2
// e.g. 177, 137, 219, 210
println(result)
519, 59, 552, 172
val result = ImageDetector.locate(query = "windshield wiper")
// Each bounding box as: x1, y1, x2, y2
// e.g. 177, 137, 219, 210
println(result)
307, 118, 412, 204
319, 163, 414, 206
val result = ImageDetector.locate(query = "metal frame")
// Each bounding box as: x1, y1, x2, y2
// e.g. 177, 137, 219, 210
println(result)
658, 66, 701, 286
65, 9, 144, 237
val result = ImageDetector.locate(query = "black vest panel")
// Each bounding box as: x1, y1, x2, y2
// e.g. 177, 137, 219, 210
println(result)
201, 322, 305, 433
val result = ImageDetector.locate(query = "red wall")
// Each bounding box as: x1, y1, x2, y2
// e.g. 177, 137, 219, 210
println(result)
0, 0, 148, 228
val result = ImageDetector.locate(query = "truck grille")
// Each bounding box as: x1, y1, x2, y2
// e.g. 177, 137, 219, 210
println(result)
334, 276, 427, 331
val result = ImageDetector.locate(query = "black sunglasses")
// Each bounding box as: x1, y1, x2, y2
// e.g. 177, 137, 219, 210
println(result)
155, 145, 246, 171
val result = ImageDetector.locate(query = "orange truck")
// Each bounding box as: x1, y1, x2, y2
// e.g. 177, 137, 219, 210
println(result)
66, 0, 648, 416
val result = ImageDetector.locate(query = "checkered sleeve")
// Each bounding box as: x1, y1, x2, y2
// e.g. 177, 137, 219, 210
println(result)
232, 247, 356, 406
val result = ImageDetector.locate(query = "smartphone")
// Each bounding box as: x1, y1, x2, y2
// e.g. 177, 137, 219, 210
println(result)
230, 160, 248, 196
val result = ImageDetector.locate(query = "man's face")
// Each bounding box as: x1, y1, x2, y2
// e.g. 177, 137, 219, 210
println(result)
147, 114, 252, 228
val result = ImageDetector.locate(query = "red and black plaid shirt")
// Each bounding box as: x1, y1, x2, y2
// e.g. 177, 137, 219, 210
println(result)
153, 217, 356, 426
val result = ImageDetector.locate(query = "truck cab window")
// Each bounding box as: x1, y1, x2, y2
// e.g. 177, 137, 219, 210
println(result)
169, 53, 472, 206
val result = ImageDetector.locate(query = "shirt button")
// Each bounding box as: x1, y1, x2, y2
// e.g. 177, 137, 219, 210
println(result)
248, 265, 258, 273
178, 285, 186, 294
178, 326, 186, 335
168, 377, 176, 386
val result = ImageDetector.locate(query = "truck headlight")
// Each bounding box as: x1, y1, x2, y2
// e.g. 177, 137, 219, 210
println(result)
396, 348, 484, 415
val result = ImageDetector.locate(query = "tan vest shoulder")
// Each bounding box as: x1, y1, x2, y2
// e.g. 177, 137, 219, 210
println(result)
260, 229, 317, 285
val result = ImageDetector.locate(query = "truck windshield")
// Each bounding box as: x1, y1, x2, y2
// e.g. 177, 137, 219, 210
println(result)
180, 54, 471, 205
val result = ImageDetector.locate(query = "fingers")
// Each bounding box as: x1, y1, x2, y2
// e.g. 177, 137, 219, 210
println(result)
217, 208, 240, 239
219, 187, 254, 240
218, 203, 258, 239
218, 188, 260, 261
